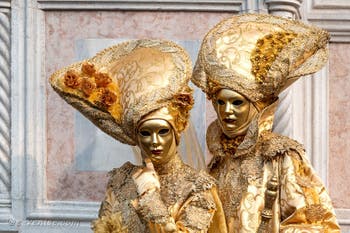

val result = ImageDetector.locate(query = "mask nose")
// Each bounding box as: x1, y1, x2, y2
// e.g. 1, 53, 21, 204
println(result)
151, 132, 160, 147
224, 102, 233, 114
224, 102, 238, 120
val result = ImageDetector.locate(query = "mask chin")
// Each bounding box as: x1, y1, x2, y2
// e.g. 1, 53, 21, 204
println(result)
221, 102, 259, 138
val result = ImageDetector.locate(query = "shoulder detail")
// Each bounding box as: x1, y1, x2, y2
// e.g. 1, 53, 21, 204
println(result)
206, 120, 225, 158
180, 163, 216, 193
258, 132, 305, 158
107, 162, 140, 188
193, 170, 217, 193
206, 120, 226, 170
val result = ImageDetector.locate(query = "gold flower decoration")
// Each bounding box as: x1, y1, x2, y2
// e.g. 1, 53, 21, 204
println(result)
305, 204, 328, 223
251, 31, 297, 83
174, 93, 194, 107
220, 134, 245, 156
92, 212, 128, 233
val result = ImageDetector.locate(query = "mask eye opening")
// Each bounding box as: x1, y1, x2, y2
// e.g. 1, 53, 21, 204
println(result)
139, 130, 151, 137
232, 100, 243, 106
159, 128, 170, 135
217, 99, 225, 105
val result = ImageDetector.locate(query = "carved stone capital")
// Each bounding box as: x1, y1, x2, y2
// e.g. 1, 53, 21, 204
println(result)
0, 0, 10, 13
265, 0, 303, 19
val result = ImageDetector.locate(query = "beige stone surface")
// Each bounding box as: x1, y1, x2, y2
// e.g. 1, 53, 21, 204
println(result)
45, 11, 231, 201
329, 43, 350, 209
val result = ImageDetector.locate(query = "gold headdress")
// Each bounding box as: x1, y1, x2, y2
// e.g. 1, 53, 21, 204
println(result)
192, 14, 330, 103
50, 39, 193, 145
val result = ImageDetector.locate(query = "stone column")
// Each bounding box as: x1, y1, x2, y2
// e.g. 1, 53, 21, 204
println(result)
0, 0, 11, 196
265, 0, 303, 19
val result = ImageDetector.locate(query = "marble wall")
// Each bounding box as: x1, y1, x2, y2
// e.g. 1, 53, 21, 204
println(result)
329, 43, 350, 209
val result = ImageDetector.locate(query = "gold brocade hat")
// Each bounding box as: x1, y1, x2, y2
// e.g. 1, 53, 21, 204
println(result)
192, 13, 330, 103
50, 39, 193, 145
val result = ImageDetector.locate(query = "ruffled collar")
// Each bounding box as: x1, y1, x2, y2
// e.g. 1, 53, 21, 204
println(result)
206, 100, 279, 161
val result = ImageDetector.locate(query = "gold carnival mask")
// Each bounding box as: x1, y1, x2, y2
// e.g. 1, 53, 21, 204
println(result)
137, 118, 177, 165
192, 14, 330, 103
213, 89, 258, 138
50, 40, 193, 146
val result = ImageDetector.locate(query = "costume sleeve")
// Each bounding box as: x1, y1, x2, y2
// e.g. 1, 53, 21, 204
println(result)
98, 186, 117, 217
174, 188, 219, 233
92, 164, 146, 233
135, 190, 173, 227
279, 150, 340, 233
136, 187, 227, 233
92, 187, 129, 233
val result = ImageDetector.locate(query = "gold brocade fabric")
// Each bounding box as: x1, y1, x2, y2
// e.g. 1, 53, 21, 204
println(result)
206, 102, 340, 233
92, 161, 227, 233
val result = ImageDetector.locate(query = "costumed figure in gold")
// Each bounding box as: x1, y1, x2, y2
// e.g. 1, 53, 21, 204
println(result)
50, 39, 227, 233
192, 14, 340, 233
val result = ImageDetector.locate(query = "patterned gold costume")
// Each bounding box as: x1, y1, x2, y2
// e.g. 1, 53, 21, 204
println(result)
50, 39, 226, 233
192, 14, 340, 232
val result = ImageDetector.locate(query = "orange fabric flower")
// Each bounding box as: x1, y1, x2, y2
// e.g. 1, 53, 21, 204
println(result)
174, 93, 194, 106
64, 70, 80, 88
95, 72, 112, 88
81, 62, 96, 75
81, 78, 96, 97
100, 88, 117, 107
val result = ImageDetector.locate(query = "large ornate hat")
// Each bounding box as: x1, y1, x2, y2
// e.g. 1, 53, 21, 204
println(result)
50, 39, 193, 145
192, 14, 330, 103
